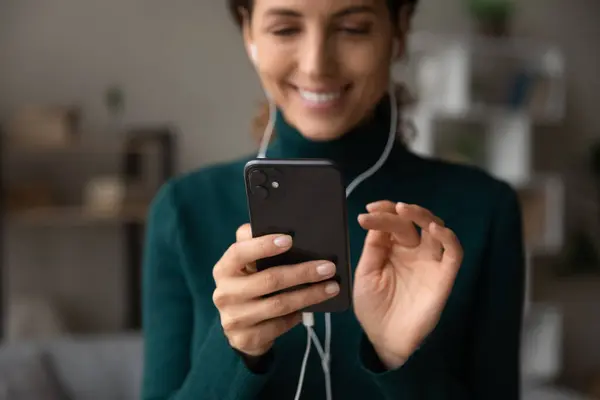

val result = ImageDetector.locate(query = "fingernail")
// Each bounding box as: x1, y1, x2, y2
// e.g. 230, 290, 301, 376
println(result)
316, 262, 336, 276
274, 235, 292, 248
325, 282, 340, 295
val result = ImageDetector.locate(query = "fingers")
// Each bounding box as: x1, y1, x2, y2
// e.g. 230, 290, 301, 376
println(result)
394, 203, 444, 259
213, 259, 336, 301
392, 203, 445, 257
367, 201, 444, 227
236, 224, 257, 273
358, 212, 420, 247
233, 281, 340, 327
226, 312, 302, 356
366, 200, 396, 213
356, 227, 391, 277
428, 222, 463, 268
236, 223, 252, 242
395, 202, 444, 228
214, 233, 293, 280
362, 201, 449, 261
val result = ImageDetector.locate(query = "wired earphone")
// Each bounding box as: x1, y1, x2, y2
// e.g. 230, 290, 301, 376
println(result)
250, 41, 400, 400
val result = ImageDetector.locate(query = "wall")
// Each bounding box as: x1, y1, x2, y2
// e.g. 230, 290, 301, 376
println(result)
1, 0, 598, 384
0, 0, 261, 170
0, 0, 263, 335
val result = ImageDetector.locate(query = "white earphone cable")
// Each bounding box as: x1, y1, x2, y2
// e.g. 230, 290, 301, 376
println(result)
258, 82, 399, 400
293, 328, 312, 400
257, 96, 276, 158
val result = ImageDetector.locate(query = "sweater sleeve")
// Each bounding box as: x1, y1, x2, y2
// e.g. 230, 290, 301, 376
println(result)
467, 184, 525, 398
141, 181, 273, 400
357, 183, 525, 399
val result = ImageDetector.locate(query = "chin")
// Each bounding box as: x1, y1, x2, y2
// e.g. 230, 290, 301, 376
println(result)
287, 117, 351, 142
276, 82, 366, 141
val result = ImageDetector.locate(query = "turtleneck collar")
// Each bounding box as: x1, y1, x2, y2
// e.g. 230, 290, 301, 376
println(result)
266, 94, 406, 185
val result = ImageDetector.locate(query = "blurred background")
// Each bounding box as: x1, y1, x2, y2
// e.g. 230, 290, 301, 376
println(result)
0, 0, 598, 399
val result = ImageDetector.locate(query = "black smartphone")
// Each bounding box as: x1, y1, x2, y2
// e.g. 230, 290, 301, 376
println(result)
244, 158, 352, 313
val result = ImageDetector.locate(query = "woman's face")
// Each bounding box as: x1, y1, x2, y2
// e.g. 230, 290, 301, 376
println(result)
243, 0, 408, 141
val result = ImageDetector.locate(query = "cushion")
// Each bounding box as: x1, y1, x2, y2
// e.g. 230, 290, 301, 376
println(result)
0, 351, 69, 400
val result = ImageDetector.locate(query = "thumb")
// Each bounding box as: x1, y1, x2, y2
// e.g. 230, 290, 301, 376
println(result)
355, 218, 390, 278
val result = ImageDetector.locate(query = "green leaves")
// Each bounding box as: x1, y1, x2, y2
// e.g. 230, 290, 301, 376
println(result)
467, 0, 515, 21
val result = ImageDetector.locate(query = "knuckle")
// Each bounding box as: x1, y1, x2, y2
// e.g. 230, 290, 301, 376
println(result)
212, 264, 220, 281
221, 313, 242, 332
247, 331, 264, 349
304, 263, 321, 283
262, 270, 281, 292
225, 243, 240, 264
236, 224, 250, 240
212, 288, 227, 308
257, 237, 272, 258
227, 333, 247, 350
230, 332, 261, 352
269, 296, 290, 315
379, 200, 395, 209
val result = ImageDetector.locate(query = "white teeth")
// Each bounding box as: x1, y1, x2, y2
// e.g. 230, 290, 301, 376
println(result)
298, 89, 341, 103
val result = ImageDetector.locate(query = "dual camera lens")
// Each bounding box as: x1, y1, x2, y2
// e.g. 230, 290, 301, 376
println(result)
249, 169, 281, 199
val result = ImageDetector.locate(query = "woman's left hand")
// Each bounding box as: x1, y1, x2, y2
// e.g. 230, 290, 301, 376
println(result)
353, 201, 463, 370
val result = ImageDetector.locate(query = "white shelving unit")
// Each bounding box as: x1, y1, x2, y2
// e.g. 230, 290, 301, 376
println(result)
395, 34, 569, 379
394, 32, 566, 256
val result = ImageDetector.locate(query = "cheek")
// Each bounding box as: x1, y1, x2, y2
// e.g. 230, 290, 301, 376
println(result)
254, 49, 295, 92
340, 43, 391, 86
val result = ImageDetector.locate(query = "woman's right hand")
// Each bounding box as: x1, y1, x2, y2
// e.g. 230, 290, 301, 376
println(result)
212, 224, 340, 357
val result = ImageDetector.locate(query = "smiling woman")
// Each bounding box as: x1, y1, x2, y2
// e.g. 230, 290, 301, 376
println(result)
141, 1, 526, 399
229, 0, 418, 141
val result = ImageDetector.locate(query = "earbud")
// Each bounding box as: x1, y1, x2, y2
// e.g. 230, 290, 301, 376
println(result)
250, 43, 258, 65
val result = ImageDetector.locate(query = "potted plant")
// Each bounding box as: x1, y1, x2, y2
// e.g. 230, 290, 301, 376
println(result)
104, 84, 126, 133
467, 0, 515, 37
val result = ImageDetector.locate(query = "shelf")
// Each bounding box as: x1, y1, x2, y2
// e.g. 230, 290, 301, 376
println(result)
0, 125, 177, 337
408, 32, 564, 72
2, 141, 162, 157
517, 175, 565, 255
395, 31, 566, 124
6, 204, 149, 226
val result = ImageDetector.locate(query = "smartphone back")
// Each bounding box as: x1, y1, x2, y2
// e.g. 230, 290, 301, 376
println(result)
244, 159, 352, 313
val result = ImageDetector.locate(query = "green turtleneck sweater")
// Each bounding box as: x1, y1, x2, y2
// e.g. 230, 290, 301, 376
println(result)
141, 98, 525, 400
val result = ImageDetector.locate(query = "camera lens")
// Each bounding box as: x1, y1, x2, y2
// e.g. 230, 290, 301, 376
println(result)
249, 170, 267, 186
252, 185, 269, 200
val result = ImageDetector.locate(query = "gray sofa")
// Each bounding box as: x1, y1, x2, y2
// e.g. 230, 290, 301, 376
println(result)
0, 333, 142, 400
0, 329, 593, 400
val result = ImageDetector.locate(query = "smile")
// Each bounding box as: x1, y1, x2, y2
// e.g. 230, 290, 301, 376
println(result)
298, 89, 342, 103
294, 84, 351, 110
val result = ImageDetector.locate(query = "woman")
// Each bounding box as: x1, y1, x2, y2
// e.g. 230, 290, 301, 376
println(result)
141, 0, 526, 399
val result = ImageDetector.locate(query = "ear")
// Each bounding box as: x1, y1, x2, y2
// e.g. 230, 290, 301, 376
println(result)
240, 7, 257, 66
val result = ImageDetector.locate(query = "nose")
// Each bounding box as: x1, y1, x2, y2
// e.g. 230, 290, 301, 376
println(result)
298, 31, 335, 78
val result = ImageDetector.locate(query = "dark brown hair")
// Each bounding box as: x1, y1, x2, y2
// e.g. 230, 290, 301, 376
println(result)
227, 0, 419, 29
227, 0, 419, 142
